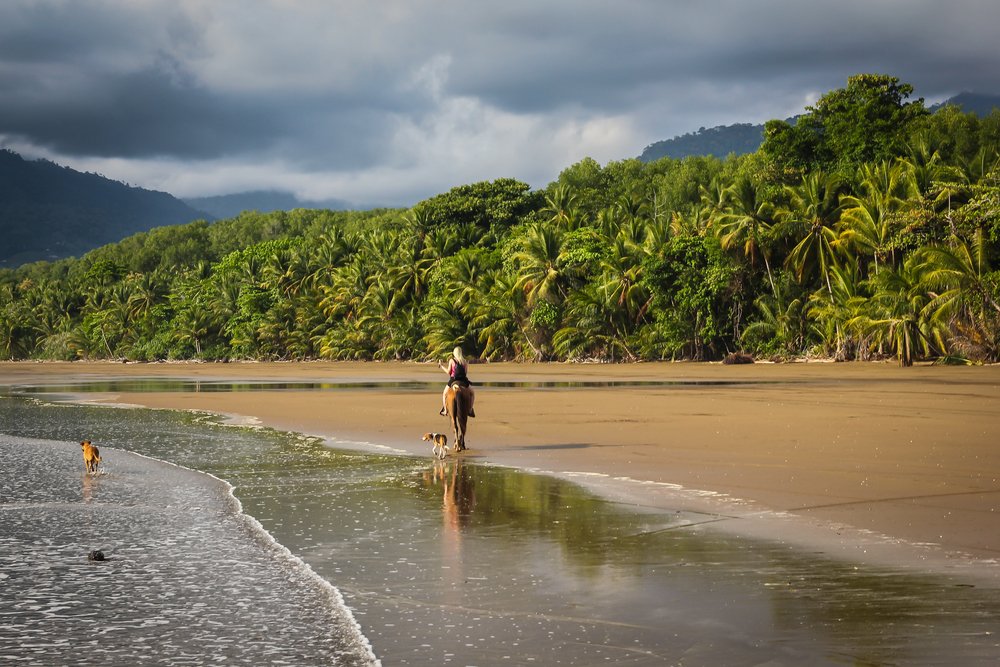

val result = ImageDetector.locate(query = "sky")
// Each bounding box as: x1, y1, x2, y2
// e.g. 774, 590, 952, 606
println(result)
2, 1, 999, 209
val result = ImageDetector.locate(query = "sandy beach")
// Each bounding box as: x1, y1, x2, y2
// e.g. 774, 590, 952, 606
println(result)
3, 360, 999, 564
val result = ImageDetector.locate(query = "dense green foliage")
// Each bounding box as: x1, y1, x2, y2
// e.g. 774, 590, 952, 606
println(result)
3, 75, 1000, 365
762, 75, 930, 174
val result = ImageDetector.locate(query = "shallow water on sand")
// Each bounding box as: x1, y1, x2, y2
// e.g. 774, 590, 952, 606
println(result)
2, 392, 999, 665
0, 434, 375, 665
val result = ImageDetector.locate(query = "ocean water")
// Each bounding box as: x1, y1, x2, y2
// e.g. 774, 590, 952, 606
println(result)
2, 390, 999, 666
0, 435, 375, 665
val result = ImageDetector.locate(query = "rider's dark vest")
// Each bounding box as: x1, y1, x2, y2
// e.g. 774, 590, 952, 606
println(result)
449, 361, 469, 386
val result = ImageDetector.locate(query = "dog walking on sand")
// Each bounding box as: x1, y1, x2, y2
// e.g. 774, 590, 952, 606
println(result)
422, 432, 450, 460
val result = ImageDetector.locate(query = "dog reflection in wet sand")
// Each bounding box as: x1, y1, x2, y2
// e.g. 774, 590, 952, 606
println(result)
81, 439, 102, 474
422, 432, 450, 460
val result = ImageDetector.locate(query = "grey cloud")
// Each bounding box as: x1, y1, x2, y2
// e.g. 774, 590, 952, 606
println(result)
440, 0, 1000, 114
1, 65, 268, 158
0, 54, 408, 169
1, 0, 999, 203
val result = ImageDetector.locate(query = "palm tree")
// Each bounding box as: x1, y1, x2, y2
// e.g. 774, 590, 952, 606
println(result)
900, 136, 948, 200
838, 161, 910, 276
642, 211, 672, 254
712, 176, 777, 294
404, 205, 435, 247
919, 230, 1000, 360
669, 205, 711, 238
171, 309, 211, 357
615, 193, 649, 227
306, 230, 358, 290
554, 281, 630, 361
513, 224, 569, 307
806, 262, 867, 360
595, 206, 625, 239
390, 235, 435, 304
421, 299, 472, 361
357, 274, 405, 359
777, 171, 846, 296
438, 249, 487, 318
543, 184, 582, 230
319, 254, 372, 322
599, 236, 651, 330
29, 280, 77, 356
742, 282, 806, 357
423, 227, 464, 263
848, 256, 936, 366
0, 285, 34, 359
472, 269, 529, 360
615, 218, 647, 248
698, 177, 728, 219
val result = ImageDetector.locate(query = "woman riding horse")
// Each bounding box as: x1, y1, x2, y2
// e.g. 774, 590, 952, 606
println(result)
439, 346, 476, 418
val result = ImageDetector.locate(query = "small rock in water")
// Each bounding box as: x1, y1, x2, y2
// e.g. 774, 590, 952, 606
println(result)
88, 550, 105, 561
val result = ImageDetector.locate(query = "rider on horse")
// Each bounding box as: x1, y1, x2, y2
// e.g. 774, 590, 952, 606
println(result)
439, 346, 476, 418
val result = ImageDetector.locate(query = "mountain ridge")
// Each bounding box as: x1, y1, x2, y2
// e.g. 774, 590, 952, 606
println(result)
0, 149, 211, 267
183, 190, 350, 220
638, 92, 1000, 162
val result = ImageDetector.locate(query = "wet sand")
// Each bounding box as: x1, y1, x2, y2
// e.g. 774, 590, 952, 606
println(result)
3, 360, 999, 564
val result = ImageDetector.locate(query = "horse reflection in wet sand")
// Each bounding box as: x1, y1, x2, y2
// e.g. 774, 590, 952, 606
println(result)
442, 384, 471, 452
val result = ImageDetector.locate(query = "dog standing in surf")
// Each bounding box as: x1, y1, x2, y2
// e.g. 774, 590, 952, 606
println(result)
81, 439, 102, 474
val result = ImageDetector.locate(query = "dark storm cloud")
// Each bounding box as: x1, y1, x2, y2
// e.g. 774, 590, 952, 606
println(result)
2, 63, 264, 158
0, 58, 399, 168
0, 1, 411, 166
1, 0, 998, 203
441, 0, 1000, 116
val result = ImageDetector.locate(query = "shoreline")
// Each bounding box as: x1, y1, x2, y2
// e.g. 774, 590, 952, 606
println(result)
3, 359, 999, 576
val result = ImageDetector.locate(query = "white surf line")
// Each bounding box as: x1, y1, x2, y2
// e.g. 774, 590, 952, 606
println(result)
113, 446, 382, 667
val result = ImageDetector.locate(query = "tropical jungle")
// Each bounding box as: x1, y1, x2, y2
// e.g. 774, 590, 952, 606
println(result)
2, 75, 999, 365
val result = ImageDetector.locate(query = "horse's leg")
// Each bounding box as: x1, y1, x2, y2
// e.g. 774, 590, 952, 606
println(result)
446, 387, 461, 450
452, 413, 464, 451
456, 388, 469, 451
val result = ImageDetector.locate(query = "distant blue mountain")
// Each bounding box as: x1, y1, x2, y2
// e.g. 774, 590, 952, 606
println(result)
183, 190, 349, 220
639, 123, 767, 162
638, 92, 1000, 163
0, 151, 356, 268
928, 92, 1000, 116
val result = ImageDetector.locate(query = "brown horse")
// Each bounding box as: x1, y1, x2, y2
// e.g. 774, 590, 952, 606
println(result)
444, 383, 471, 451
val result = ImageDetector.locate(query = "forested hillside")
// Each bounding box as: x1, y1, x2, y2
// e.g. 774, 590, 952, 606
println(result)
639, 123, 767, 161
0, 150, 210, 267
2, 75, 999, 365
